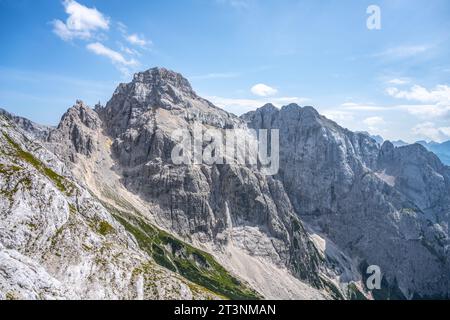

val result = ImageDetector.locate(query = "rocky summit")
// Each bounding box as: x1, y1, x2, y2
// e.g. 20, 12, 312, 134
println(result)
1, 67, 448, 300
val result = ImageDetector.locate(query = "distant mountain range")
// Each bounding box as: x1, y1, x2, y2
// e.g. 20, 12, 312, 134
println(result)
416, 141, 450, 166
368, 134, 450, 166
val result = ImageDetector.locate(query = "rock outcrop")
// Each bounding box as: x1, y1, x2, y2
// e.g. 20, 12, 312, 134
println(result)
242, 104, 449, 299
0, 108, 53, 141
0, 113, 254, 300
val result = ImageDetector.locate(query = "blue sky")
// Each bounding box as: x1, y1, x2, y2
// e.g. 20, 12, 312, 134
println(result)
1, 0, 450, 142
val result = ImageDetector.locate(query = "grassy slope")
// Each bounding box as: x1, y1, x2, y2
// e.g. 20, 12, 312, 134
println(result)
108, 206, 261, 300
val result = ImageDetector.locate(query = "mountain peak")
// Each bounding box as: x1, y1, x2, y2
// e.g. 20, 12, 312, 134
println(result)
281, 103, 301, 112
58, 100, 101, 131
260, 103, 279, 112
106, 67, 199, 114
301, 105, 320, 116
131, 67, 195, 95
279, 104, 320, 116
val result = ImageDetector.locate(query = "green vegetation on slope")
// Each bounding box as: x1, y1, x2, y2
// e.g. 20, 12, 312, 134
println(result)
109, 208, 260, 300
97, 220, 114, 236
0, 164, 31, 205
2, 133, 74, 195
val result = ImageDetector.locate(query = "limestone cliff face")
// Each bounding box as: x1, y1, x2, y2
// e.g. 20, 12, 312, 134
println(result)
2, 67, 448, 300
378, 141, 450, 221
47, 100, 102, 160
93, 68, 326, 291
97, 68, 240, 167
242, 104, 449, 299
1, 69, 329, 300
0, 114, 250, 300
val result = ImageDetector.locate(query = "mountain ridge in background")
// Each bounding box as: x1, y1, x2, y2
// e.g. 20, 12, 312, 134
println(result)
369, 134, 450, 166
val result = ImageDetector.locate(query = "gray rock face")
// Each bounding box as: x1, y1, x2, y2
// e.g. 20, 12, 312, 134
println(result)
96, 69, 241, 170
2, 69, 331, 300
93, 68, 326, 289
2, 67, 448, 300
0, 114, 223, 300
243, 104, 449, 299
0, 108, 53, 141
48, 100, 101, 159
242, 104, 380, 214
417, 140, 450, 166
378, 142, 450, 220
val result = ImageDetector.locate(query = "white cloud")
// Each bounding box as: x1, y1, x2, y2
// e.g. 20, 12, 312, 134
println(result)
388, 78, 410, 85
117, 22, 128, 34
251, 84, 278, 97
126, 34, 151, 48
322, 110, 355, 122
87, 42, 137, 74
363, 116, 385, 127
120, 45, 141, 56
412, 122, 450, 142
51, 4, 148, 75
360, 116, 387, 135
386, 84, 450, 118
386, 85, 450, 103
52, 0, 109, 41
117, 22, 151, 50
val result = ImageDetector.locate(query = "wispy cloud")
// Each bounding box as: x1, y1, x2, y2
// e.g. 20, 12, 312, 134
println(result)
363, 116, 386, 132
387, 78, 410, 85
117, 22, 152, 50
87, 42, 137, 66
322, 110, 355, 122
126, 34, 151, 48
363, 116, 385, 126
52, 0, 109, 41
395, 104, 450, 119
373, 45, 432, 59
412, 122, 450, 142
87, 42, 138, 75
119, 44, 141, 57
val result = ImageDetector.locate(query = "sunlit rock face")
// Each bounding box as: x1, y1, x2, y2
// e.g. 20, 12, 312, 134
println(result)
1, 67, 448, 300
243, 104, 449, 299
0, 114, 225, 300
93, 67, 325, 290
